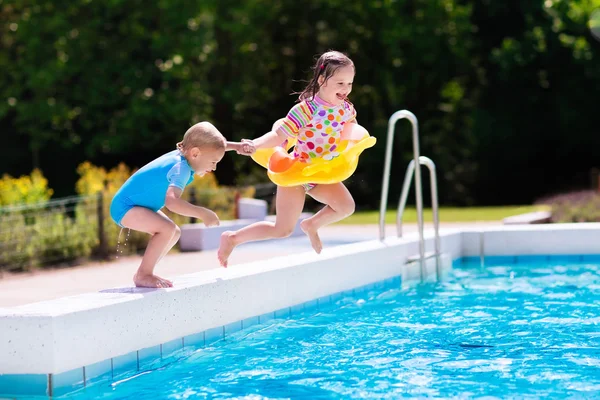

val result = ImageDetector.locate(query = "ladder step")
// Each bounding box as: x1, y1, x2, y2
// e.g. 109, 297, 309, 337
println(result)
407, 251, 438, 263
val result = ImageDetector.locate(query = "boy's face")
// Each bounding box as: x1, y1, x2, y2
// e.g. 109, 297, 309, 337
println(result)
188, 147, 225, 176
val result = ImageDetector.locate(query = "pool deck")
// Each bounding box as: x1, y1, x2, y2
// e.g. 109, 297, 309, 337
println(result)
0, 222, 501, 307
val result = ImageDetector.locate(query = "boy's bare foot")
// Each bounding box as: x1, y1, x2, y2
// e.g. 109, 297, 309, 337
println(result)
300, 219, 323, 254
134, 272, 173, 288
218, 231, 237, 268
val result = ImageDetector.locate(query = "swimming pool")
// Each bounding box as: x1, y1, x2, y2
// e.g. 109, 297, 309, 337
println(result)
61, 255, 600, 399
3, 224, 600, 398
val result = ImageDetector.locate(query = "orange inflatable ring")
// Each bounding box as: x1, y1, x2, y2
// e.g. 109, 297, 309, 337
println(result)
251, 120, 377, 187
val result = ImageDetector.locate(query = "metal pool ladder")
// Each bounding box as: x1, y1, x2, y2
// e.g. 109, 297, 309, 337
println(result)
378, 110, 441, 281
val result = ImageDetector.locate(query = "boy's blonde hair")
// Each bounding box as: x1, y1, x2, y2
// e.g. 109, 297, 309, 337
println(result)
177, 121, 226, 152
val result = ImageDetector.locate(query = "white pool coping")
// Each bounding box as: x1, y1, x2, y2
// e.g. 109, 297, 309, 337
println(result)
2, 222, 600, 397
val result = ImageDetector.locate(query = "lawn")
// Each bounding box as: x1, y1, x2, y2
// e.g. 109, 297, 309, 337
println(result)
338, 205, 549, 224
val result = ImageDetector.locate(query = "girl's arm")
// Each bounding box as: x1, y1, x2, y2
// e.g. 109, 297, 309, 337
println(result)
164, 187, 219, 226
251, 129, 288, 149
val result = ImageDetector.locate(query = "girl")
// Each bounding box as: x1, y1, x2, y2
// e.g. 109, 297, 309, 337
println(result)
110, 121, 253, 287
218, 50, 358, 267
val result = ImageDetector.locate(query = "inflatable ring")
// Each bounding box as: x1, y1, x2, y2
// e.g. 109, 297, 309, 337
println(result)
251, 120, 377, 187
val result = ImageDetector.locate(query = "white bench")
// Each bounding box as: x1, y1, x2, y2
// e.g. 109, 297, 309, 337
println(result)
503, 211, 552, 225
179, 219, 261, 251
237, 197, 268, 220
179, 198, 311, 251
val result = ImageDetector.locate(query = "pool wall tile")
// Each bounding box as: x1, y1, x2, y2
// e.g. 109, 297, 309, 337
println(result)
547, 254, 583, 263
274, 307, 290, 319
330, 292, 343, 303
111, 351, 138, 376
362, 282, 376, 292
290, 304, 304, 315
515, 254, 549, 264
258, 312, 275, 324
85, 359, 113, 384
458, 253, 600, 266
138, 345, 161, 370
162, 339, 183, 357
454, 256, 474, 265
582, 254, 600, 262
384, 276, 401, 289
205, 326, 224, 345
224, 321, 242, 337
183, 332, 205, 349
317, 295, 331, 308
304, 299, 319, 313
51, 367, 84, 397
374, 280, 386, 290
484, 255, 517, 266
242, 316, 259, 329
0, 374, 48, 396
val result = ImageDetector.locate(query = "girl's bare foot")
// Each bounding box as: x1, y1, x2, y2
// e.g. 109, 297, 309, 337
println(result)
300, 219, 323, 254
217, 231, 237, 267
134, 272, 173, 288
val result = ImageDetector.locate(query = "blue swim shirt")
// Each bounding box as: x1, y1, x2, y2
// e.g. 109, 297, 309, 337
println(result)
113, 150, 195, 213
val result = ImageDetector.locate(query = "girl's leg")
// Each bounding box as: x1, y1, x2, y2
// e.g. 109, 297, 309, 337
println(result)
120, 207, 180, 288
300, 182, 355, 253
218, 185, 306, 267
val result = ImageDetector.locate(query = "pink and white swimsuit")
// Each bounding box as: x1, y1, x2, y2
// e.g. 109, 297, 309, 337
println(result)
276, 95, 357, 165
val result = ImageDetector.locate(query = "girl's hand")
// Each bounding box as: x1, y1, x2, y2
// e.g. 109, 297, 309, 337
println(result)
199, 208, 220, 227
240, 139, 256, 155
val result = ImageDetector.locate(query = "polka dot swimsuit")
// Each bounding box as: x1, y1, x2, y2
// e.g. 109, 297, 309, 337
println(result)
276, 95, 357, 164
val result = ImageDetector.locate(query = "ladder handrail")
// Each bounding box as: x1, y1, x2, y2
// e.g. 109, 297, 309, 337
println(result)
378, 110, 425, 276
396, 156, 441, 279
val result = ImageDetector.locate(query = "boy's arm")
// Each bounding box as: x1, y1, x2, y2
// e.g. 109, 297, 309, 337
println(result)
226, 141, 255, 155
164, 187, 219, 226
225, 141, 243, 152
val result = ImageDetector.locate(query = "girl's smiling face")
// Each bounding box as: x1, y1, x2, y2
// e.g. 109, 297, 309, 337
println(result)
317, 65, 355, 106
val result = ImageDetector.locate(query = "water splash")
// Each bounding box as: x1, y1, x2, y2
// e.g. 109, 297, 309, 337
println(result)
115, 228, 131, 259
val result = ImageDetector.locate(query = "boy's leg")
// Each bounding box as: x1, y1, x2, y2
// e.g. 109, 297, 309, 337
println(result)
155, 210, 181, 265
120, 207, 179, 288
218, 185, 306, 267
301, 182, 355, 253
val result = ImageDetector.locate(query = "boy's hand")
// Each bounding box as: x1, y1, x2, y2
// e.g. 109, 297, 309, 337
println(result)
239, 139, 256, 156
199, 209, 220, 227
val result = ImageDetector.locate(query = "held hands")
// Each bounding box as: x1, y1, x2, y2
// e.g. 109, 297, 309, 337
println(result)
238, 139, 256, 156
198, 208, 220, 227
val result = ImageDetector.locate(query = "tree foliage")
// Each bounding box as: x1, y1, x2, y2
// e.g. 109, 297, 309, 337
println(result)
2, 0, 600, 205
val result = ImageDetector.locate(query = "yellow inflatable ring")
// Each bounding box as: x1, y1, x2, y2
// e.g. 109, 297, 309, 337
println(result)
251, 120, 377, 187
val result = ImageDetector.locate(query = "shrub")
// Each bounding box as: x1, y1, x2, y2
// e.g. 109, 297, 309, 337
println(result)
536, 190, 600, 223
0, 169, 53, 206
0, 212, 32, 271
75, 162, 148, 257
0, 198, 98, 271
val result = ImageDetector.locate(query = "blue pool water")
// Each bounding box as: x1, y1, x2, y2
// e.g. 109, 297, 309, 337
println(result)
68, 258, 600, 399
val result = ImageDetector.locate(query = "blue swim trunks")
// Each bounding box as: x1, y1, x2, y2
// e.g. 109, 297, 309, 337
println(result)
110, 150, 195, 227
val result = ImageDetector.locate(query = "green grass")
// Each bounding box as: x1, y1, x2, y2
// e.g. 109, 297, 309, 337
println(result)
337, 205, 550, 224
